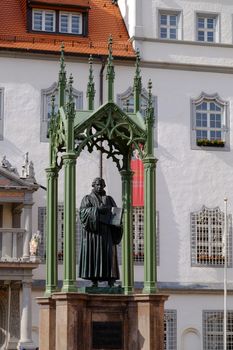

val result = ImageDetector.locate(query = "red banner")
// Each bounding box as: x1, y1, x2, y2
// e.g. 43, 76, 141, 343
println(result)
131, 157, 144, 207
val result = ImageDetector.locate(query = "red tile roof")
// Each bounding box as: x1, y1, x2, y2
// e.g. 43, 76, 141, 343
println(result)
30, 0, 90, 6
0, 0, 135, 59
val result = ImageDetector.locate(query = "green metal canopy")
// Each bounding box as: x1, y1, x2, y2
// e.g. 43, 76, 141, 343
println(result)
45, 39, 157, 296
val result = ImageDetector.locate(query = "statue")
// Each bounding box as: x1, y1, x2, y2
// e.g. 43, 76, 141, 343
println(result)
29, 231, 41, 256
78, 177, 123, 287
1, 155, 18, 174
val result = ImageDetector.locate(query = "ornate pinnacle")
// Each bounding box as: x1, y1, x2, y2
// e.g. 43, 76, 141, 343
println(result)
108, 35, 113, 60
148, 79, 153, 109
48, 94, 56, 136
133, 49, 142, 113
107, 35, 115, 101
66, 73, 75, 121
68, 74, 74, 105
87, 55, 95, 109
59, 43, 66, 84
59, 43, 67, 107
146, 79, 154, 124
51, 94, 56, 118
134, 49, 142, 91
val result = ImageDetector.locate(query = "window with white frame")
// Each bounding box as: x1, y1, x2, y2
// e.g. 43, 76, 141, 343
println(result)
164, 310, 177, 350
191, 206, 232, 267
133, 207, 159, 265
40, 83, 83, 142
38, 205, 81, 262
196, 14, 219, 43
32, 9, 55, 32
203, 310, 233, 350
191, 93, 229, 150
117, 86, 158, 146
0, 88, 4, 141
59, 12, 82, 34
159, 11, 181, 40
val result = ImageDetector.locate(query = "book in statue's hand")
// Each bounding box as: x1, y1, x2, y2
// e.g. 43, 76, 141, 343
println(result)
110, 207, 123, 226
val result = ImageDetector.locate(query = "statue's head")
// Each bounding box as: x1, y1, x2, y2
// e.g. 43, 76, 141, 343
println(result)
92, 177, 106, 194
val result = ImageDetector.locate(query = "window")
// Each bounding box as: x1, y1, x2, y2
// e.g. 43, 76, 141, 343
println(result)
117, 86, 158, 146
196, 14, 219, 43
40, 83, 83, 142
203, 311, 233, 350
191, 206, 232, 267
164, 310, 177, 350
191, 93, 229, 150
159, 11, 182, 40
38, 205, 81, 262
0, 88, 4, 141
59, 12, 82, 34
133, 208, 159, 265
32, 9, 55, 32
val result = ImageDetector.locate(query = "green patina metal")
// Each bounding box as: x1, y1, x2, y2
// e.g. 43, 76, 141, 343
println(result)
133, 50, 142, 113
45, 39, 157, 296
87, 55, 95, 111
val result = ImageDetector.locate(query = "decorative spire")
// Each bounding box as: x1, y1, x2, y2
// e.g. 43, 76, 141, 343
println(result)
87, 55, 95, 110
144, 79, 155, 157
133, 49, 142, 113
146, 79, 154, 124
67, 74, 75, 119
106, 35, 115, 102
51, 94, 56, 118
59, 42, 67, 107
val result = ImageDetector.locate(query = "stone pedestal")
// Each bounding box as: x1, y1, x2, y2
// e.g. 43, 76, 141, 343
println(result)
37, 293, 168, 350
38, 298, 56, 350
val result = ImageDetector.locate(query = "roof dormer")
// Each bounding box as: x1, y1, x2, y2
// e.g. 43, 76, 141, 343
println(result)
27, 0, 90, 36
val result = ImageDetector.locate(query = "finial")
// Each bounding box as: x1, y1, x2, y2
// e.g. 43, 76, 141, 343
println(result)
48, 94, 56, 137
87, 55, 95, 110
148, 79, 153, 108
51, 94, 56, 117
107, 36, 115, 101
59, 42, 66, 80
133, 49, 142, 113
108, 35, 113, 55
136, 49, 140, 68
66, 73, 75, 121
145, 79, 154, 125
59, 43, 67, 107
68, 74, 74, 105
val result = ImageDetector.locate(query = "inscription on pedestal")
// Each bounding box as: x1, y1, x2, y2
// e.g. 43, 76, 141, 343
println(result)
92, 321, 123, 349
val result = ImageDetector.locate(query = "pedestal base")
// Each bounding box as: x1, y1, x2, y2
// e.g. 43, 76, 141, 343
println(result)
37, 292, 168, 350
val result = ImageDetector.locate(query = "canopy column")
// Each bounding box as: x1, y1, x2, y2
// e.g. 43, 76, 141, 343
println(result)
142, 157, 157, 294
62, 153, 77, 292
121, 168, 134, 294
45, 166, 58, 296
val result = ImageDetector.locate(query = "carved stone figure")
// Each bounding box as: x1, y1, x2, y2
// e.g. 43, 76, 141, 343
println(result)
78, 178, 123, 287
29, 232, 41, 256
1, 156, 17, 174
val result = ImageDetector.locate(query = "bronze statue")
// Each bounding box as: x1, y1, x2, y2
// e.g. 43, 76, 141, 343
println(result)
78, 177, 123, 287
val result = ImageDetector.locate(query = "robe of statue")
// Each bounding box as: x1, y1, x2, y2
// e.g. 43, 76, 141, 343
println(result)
78, 190, 122, 282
